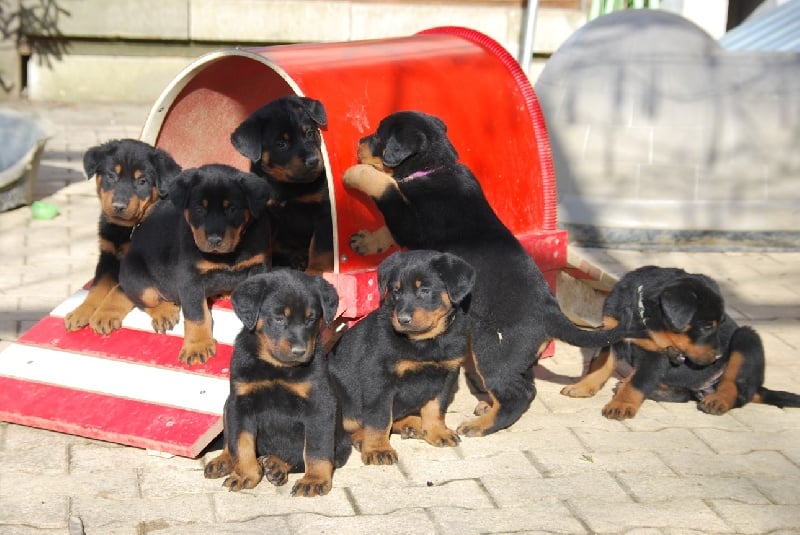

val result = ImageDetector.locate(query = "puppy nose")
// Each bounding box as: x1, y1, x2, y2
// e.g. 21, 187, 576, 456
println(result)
291, 344, 307, 357
206, 235, 223, 247
112, 202, 127, 213
396, 313, 413, 325
305, 155, 319, 168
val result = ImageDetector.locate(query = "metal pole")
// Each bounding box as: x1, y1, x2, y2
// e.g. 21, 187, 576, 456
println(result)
519, 0, 540, 74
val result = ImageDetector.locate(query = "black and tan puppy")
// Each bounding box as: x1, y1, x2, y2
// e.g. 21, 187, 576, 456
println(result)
342, 111, 639, 437
204, 270, 350, 496
561, 265, 800, 418
115, 164, 272, 365
65, 139, 181, 334
231, 95, 333, 273
329, 250, 475, 465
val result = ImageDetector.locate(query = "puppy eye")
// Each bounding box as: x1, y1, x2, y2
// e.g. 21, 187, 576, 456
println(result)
697, 323, 715, 334
304, 313, 318, 326
306, 129, 319, 140
136, 176, 149, 187
417, 287, 432, 298
271, 314, 287, 325
275, 139, 289, 150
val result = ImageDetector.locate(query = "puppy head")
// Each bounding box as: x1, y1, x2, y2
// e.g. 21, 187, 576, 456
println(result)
232, 270, 339, 366
83, 139, 181, 225
378, 250, 475, 340
356, 111, 458, 179
658, 275, 725, 365
169, 164, 271, 254
230, 95, 327, 184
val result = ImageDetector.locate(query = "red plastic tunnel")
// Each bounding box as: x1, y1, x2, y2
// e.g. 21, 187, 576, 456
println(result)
140, 26, 566, 319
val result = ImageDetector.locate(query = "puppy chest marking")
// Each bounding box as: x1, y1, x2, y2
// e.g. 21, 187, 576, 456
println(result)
234, 379, 313, 398
394, 357, 462, 377
196, 253, 267, 274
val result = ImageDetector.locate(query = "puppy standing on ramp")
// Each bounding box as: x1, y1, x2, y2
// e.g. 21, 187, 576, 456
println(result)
561, 265, 800, 418
65, 139, 181, 334
329, 250, 475, 465
342, 111, 640, 437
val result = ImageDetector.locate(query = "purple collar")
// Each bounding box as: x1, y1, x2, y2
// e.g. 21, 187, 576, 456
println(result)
398, 167, 442, 183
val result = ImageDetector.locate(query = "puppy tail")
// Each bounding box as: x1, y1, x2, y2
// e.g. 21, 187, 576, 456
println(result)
753, 387, 800, 408
549, 308, 646, 349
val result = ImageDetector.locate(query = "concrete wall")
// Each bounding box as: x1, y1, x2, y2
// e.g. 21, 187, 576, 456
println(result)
17, 0, 586, 102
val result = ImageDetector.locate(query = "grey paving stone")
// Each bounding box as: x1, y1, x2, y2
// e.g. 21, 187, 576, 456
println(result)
712, 502, 800, 534
615, 473, 771, 504
0, 493, 69, 530
661, 450, 800, 479
571, 499, 731, 534
348, 479, 495, 516
482, 471, 629, 507
290, 509, 436, 535
212, 486, 355, 523
429, 499, 588, 535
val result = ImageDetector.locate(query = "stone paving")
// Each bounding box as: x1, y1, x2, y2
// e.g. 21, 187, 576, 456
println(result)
0, 102, 799, 534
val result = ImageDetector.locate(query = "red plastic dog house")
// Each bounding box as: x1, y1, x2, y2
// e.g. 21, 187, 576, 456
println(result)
140, 26, 567, 319
0, 28, 570, 458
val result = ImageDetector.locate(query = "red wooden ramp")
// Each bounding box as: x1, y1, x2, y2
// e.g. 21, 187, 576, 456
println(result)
0, 270, 377, 458
0, 291, 236, 457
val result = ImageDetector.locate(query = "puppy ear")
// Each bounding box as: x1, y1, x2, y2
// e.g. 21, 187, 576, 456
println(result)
296, 96, 328, 127
377, 251, 405, 296
383, 131, 425, 167
237, 172, 272, 218
430, 252, 476, 305
660, 285, 697, 331
312, 276, 339, 325
150, 147, 182, 198
168, 169, 197, 210
231, 276, 269, 331
230, 114, 264, 162
83, 141, 115, 178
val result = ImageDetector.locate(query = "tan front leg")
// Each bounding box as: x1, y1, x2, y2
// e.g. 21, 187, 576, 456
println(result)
602, 376, 645, 420
179, 302, 216, 366
561, 347, 616, 398
350, 225, 397, 256
90, 284, 136, 335
65, 275, 118, 331
342, 164, 398, 199
222, 432, 263, 491
360, 425, 397, 465
292, 458, 334, 497
700, 351, 744, 415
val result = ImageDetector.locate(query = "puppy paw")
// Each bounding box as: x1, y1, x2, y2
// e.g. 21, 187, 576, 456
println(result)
222, 465, 263, 491
291, 474, 332, 497
560, 383, 599, 398
179, 338, 216, 366
64, 304, 95, 331
361, 447, 398, 466
342, 164, 394, 198
456, 418, 488, 438
602, 401, 639, 420
148, 302, 181, 333
259, 455, 291, 486
424, 426, 461, 448
349, 225, 396, 256
472, 401, 491, 416
204, 452, 233, 479
89, 311, 125, 336
699, 394, 733, 415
